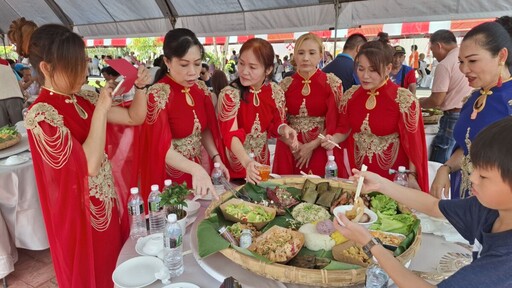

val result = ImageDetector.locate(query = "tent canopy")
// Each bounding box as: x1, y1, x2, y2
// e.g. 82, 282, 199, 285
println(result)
0, 0, 510, 39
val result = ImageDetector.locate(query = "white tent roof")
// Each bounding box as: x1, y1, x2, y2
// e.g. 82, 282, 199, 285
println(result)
1, 0, 511, 39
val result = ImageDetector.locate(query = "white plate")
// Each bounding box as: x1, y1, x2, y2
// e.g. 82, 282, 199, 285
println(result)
0, 134, 30, 159
135, 233, 164, 257
0, 153, 30, 166
112, 256, 165, 288
163, 283, 200, 288
184, 200, 200, 216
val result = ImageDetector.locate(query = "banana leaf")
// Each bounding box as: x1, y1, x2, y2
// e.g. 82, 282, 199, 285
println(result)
297, 248, 361, 270
393, 219, 420, 256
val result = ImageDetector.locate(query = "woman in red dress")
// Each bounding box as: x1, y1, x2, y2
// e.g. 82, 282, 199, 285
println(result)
139, 28, 228, 197
272, 33, 346, 177
16, 23, 151, 287
340, 35, 428, 192
217, 38, 298, 183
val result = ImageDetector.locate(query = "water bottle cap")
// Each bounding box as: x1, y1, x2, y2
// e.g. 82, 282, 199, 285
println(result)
164, 179, 172, 187
167, 213, 177, 223
130, 187, 139, 194
398, 166, 406, 172
151, 184, 159, 191
214, 162, 221, 168
328, 155, 335, 161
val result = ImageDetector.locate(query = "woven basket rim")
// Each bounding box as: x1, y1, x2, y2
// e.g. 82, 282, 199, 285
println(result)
0, 133, 21, 150
204, 177, 422, 287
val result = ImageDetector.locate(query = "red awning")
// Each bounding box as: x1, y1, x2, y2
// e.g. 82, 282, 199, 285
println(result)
450, 18, 493, 32
348, 24, 384, 38
401, 22, 430, 36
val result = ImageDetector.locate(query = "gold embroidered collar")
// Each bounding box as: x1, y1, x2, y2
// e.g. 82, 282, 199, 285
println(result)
471, 77, 512, 120
250, 86, 262, 106
365, 79, 388, 110
167, 74, 195, 107
43, 86, 88, 119
298, 70, 316, 96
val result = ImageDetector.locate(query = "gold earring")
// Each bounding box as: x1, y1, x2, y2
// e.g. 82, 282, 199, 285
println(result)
497, 62, 504, 87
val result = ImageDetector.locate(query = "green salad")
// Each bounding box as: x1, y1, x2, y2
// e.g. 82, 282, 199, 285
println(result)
0, 126, 19, 143
225, 203, 273, 222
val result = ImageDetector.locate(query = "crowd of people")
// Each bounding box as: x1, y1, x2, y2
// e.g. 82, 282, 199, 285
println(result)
1, 14, 512, 287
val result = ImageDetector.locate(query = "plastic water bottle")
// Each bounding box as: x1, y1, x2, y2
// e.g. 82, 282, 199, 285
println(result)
324, 155, 338, 179
128, 187, 147, 239
365, 261, 390, 288
164, 179, 172, 189
212, 162, 225, 195
393, 166, 408, 187
163, 214, 184, 277
148, 184, 165, 234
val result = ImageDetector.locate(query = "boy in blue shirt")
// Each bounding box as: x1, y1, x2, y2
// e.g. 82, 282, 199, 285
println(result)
334, 116, 512, 287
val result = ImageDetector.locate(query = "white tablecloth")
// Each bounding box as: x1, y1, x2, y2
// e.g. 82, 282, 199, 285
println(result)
116, 201, 469, 288
0, 156, 49, 279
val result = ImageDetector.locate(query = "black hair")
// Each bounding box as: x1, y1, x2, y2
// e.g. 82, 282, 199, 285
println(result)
154, 28, 204, 83
344, 33, 367, 51
201, 63, 209, 70
153, 54, 164, 67
471, 116, 512, 188
463, 20, 512, 72
411, 44, 418, 51
430, 29, 456, 45
100, 66, 120, 77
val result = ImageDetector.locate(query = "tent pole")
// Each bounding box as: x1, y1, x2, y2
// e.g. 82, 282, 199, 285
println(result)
333, 0, 340, 56
1, 34, 7, 59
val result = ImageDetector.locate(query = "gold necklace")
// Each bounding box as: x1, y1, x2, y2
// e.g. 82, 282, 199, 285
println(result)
365, 79, 388, 110
250, 86, 262, 107
43, 86, 88, 119
166, 74, 195, 107
471, 77, 512, 120
299, 72, 314, 96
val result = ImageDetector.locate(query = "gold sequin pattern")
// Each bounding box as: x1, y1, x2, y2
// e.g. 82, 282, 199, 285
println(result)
340, 85, 359, 113
217, 86, 240, 122
395, 88, 419, 133
270, 82, 287, 121
88, 156, 117, 232
25, 103, 73, 169
326, 73, 344, 113
353, 114, 399, 170
460, 128, 473, 199
146, 83, 170, 124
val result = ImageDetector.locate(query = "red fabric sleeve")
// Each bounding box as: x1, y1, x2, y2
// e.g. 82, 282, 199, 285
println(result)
27, 119, 96, 287
217, 88, 246, 150
397, 89, 429, 193
406, 70, 417, 88
267, 83, 286, 138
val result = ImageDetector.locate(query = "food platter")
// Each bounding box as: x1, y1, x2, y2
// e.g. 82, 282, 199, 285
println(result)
202, 178, 422, 287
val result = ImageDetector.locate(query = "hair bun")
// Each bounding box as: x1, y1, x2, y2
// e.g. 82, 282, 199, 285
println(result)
495, 16, 512, 39
377, 32, 390, 43
7, 17, 38, 57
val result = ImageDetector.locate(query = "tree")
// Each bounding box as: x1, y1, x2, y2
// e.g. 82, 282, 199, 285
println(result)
127, 37, 162, 64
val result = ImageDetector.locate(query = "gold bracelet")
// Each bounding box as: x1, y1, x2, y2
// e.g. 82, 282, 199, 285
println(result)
441, 164, 452, 173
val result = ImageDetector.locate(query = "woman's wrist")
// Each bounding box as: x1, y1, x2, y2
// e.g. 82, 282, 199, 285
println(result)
211, 153, 220, 162
440, 164, 452, 173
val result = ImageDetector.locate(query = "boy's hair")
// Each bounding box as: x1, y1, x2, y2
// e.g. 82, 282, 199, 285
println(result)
470, 116, 512, 187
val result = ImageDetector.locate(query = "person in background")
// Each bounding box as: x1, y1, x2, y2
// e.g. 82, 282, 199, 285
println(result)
389, 45, 416, 94
339, 33, 429, 192
139, 28, 228, 198
0, 58, 24, 127
430, 20, 512, 199
409, 44, 419, 70
199, 63, 212, 88
323, 33, 368, 92
420, 29, 473, 165
19, 66, 40, 98
210, 69, 228, 108
10, 21, 150, 287
273, 33, 346, 176
217, 38, 298, 183
149, 54, 164, 82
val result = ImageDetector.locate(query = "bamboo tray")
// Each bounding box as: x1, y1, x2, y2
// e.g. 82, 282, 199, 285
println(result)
423, 114, 442, 125
204, 177, 422, 287
0, 134, 21, 150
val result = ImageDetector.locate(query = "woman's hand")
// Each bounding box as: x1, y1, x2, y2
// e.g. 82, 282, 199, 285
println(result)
294, 141, 317, 169
280, 125, 299, 151
190, 166, 217, 199
430, 166, 451, 199
96, 81, 115, 113
216, 160, 230, 182
333, 213, 372, 246
245, 160, 262, 184
351, 168, 385, 194
133, 64, 151, 88
320, 134, 337, 150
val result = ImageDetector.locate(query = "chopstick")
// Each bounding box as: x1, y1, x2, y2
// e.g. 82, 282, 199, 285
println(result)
354, 164, 368, 200
317, 134, 341, 149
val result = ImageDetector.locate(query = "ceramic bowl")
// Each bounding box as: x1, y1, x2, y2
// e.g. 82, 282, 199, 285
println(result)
332, 205, 378, 228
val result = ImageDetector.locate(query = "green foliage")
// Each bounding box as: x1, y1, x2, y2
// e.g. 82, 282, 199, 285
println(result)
0, 45, 18, 61
128, 37, 161, 63
204, 51, 222, 69
160, 182, 191, 219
